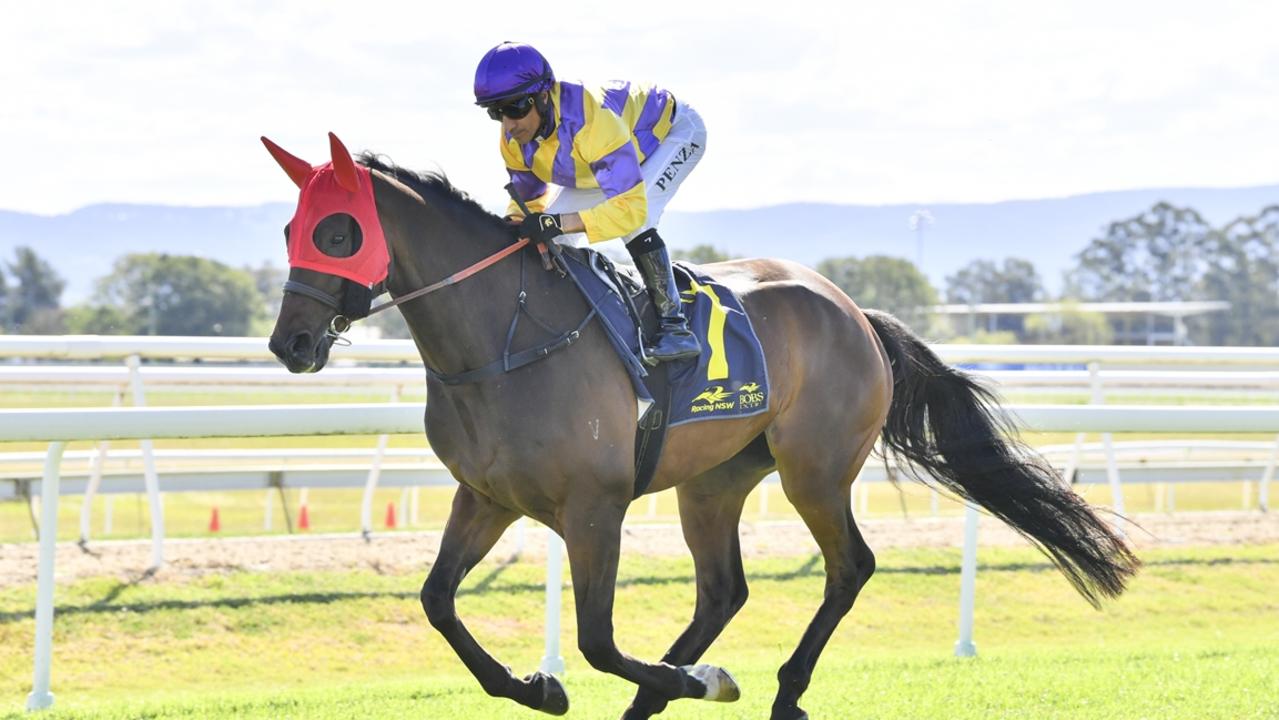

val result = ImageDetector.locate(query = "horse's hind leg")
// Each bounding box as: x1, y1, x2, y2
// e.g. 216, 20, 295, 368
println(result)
622, 451, 768, 719
562, 496, 740, 711
769, 428, 880, 720
420, 485, 568, 715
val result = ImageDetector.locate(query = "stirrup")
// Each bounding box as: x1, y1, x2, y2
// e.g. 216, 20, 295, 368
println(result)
647, 329, 701, 362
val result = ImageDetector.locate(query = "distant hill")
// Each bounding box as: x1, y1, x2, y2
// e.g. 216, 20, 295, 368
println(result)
5, 184, 1277, 304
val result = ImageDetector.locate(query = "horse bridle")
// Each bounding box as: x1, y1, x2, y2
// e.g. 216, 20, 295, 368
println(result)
284, 237, 534, 341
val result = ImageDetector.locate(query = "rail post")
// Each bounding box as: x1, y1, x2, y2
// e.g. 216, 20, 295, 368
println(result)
361, 384, 401, 538
79, 386, 124, 545
954, 503, 979, 658
27, 441, 66, 711
540, 528, 566, 675
1261, 434, 1277, 513
1089, 363, 1126, 535
126, 355, 165, 568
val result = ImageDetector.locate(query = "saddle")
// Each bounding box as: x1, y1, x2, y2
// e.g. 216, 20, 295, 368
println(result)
426, 241, 769, 499
556, 246, 770, 497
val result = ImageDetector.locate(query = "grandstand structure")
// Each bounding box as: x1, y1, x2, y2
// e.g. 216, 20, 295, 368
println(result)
931, 300, 1231, 345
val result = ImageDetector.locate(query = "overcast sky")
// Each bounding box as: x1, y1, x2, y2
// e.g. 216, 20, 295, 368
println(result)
4, 0, 1278, 216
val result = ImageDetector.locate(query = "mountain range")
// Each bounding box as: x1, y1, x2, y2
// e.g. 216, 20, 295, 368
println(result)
4, 184, 1277, 305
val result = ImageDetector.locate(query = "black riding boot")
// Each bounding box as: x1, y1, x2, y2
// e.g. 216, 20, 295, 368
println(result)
628, 230, 702, 363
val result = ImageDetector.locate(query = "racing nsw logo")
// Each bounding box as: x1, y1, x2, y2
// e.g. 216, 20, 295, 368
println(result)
691, 385, 736, 413
738, 381, 766, 409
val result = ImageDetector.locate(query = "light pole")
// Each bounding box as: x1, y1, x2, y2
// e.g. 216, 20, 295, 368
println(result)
908, 209, 934, 271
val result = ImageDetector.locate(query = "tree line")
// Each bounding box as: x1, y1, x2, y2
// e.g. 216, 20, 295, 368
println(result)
3, 199, 1274, 344
0, 250, 282, 337
681, 200, 1279, 346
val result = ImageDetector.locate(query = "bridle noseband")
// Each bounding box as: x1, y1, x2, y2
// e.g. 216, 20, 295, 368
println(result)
284, 237, 533, 341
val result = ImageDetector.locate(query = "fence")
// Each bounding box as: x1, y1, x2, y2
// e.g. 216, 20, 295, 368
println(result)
9, 402, 1279, 710
6, 336, 1279, 710
5, 336, 1278, 541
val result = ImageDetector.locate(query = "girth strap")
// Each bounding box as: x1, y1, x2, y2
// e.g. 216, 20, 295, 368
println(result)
424, 309, 595, 385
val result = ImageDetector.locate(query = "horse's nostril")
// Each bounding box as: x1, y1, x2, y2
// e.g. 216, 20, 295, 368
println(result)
288, 332, 313, 357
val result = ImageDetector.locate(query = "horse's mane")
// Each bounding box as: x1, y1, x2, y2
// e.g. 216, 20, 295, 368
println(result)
356, 152, 512, 234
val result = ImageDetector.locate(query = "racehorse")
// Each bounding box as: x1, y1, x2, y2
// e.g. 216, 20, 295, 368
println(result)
264, 134, 1139, 720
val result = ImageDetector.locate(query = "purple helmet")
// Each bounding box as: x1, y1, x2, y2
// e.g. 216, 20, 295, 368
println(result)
473, 42, 555, 106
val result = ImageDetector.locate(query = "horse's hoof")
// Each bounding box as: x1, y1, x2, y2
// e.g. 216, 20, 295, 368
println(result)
682, 664, 741, 702
530, 671, 569, 715
770, 705, 808, 720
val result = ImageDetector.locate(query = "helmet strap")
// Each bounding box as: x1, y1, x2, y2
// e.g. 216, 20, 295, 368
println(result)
534, 90, 556, 140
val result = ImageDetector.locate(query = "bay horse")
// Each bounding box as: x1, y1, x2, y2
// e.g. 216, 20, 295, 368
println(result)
264, 134, 1139, 720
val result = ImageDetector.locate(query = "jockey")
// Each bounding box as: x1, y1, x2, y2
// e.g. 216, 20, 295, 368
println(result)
474, 41, 704, 363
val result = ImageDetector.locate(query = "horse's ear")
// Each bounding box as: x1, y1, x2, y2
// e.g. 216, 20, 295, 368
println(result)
328, 132, 361, 193
261, 136, 313, 189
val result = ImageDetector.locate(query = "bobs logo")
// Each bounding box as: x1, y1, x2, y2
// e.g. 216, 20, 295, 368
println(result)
738, 381, 765, 409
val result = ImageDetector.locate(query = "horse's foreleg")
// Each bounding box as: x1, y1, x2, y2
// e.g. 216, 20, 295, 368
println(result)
421, 485, 568, 715
622, 471, 756, 720
563, 500, 741, 713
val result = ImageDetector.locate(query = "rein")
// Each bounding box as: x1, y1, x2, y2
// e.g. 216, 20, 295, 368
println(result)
284, 237, 532, 340
365, 238, 531, 317
291, 231, 592, 385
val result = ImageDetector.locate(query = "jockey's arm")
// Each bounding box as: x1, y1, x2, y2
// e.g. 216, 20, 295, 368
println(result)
554, 213, 585, 233
502, 209, 584, 232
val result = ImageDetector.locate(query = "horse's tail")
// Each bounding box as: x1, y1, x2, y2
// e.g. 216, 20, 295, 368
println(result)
863, 309, 1140, 606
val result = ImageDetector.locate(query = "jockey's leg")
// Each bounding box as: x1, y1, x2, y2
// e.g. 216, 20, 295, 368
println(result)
627, 230, 701, 362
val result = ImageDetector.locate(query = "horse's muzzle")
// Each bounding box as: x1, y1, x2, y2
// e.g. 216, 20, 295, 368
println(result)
268, 330, 330, 374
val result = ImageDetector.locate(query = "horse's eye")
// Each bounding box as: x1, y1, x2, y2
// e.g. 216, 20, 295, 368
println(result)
312, 213, 363, 258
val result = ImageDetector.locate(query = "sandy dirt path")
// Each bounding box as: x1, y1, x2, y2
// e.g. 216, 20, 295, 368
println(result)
2, 511, 1276, 588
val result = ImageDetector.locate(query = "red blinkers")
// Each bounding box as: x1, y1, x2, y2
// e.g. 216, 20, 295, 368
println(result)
261, 132, 390, 288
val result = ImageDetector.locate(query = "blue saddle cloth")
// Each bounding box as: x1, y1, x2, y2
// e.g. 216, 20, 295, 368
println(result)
561, 249, 770, 427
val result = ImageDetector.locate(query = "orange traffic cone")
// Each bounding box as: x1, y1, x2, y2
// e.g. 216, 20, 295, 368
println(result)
208, 507, 221, 533
384, 501, 397, 529
298, 504, 310, 531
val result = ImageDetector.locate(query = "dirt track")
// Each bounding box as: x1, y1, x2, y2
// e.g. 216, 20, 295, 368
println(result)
2, 511, 1276, 588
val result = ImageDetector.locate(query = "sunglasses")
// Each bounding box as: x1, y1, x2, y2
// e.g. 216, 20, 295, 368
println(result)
486, 95, 537, 121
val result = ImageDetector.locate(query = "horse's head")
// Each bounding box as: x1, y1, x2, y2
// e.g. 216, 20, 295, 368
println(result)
262, 133, 390, 373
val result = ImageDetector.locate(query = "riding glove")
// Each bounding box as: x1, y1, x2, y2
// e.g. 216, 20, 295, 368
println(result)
519, 213, 565, 245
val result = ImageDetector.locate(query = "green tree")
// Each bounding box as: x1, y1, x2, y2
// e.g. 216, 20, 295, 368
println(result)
1192, 205, 1279, 345
92, 254, 265, 336
0, 266, 9, 329
945, 258, 1045, 337
363, 298, 414, 339
673, 244, 735, 264
6, 247, 65, 333
1024, 303, 1114, 344
1065, 202, 1213, 303
816, 255, 939, 332
946, 258, 1044, 304
246, 262, 288, 335
64, 304, 133, 334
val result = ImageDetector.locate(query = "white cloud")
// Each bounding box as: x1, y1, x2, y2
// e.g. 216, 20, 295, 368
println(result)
3, 0, 1278, 214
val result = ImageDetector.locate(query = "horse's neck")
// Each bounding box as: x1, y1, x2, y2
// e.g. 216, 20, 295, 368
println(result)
383, 197, 544, 377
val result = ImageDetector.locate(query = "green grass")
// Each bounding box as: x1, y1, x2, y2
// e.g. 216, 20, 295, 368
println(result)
2, 545, 1277, 719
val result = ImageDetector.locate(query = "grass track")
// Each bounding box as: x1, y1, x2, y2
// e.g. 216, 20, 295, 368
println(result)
2, 545, 1276, 719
